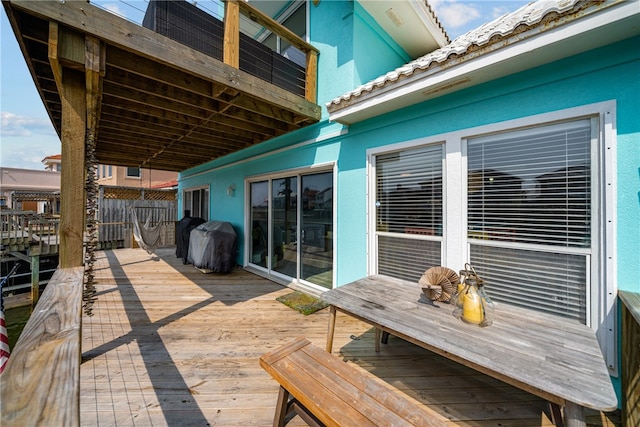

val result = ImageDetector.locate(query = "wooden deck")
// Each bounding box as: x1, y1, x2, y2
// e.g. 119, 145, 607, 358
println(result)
80, 247, 620, 426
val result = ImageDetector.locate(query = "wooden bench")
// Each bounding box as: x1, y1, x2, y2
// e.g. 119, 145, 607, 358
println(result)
260, 337, 448, 427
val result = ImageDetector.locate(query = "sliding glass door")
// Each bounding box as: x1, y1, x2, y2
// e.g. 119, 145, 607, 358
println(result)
300, 172, 333, 287
272, 177, 297, 277
248, 170, 334, 289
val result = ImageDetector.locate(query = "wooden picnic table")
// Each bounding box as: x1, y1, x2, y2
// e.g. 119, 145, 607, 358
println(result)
322, 274, 618, 427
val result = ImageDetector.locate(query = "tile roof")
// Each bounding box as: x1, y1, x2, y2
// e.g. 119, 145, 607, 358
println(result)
327, 0, 600, 110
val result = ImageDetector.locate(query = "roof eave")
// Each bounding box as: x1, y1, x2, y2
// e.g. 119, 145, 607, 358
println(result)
328, 1, 639, 125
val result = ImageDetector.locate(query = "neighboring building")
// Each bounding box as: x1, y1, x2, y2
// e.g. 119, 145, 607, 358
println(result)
45, 154, 178, 190
0, 166, 60, 214
96, 165, 178, 189
176, 0, 639, 386
42, 154, 62, 172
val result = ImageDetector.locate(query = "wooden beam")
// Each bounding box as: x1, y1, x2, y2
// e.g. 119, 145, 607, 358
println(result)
305, 51, 318, 104
10, 0, 320, 119
58, 26, 85, 69
47, 22, 62, 90
59, 68, 86, 268
223, 0, 239, 69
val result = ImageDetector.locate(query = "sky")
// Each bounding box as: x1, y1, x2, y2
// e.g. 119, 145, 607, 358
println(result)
0, 0, 530, 171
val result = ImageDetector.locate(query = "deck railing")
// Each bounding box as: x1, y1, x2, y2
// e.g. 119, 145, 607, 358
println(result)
97, 220, 176, 249
28, 217, 60, 255
0, 266, 84, 426
228, 0, 319, 103
619, 290, 640, 427
1, 210, 60, 255
142, 0, 319, 103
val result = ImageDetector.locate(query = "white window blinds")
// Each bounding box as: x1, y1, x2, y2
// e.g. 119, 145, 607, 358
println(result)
467, 119, 593, 323
375, 144, 443, 282
376, 144, 443, 236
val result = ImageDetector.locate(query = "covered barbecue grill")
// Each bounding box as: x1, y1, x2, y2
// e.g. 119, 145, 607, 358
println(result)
175, 215, 206, 264
187, 221, 238, 273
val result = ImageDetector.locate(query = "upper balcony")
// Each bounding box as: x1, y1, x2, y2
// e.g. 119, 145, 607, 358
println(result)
2, 0, 320, 172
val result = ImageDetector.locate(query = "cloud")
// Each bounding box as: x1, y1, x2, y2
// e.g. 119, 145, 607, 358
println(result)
100, 3, 124, 18
430, 0, 481, 30
1, 111, 55, 137
1, 112, 59, 169
491, 6, 512, 19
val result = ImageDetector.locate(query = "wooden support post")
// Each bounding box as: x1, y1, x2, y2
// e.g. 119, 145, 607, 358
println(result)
30, 249, 40, 308
305, 51, 318, 104
59, 69, 87, 268
564, 402, 585, 427
223, 0, 240, 69
50, 21, 87, 268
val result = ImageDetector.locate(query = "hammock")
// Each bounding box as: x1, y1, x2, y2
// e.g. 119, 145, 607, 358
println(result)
131, 207, 166, 254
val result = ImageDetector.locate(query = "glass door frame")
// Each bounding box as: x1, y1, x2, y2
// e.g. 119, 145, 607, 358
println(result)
244, 164, 336, 290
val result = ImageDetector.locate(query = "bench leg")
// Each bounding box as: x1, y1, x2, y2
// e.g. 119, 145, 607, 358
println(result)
326, 305, 337, 353
548, 402, 564, 427
563, 402, 585, 427
273, 386, 290, 427
374, 329, 390, 352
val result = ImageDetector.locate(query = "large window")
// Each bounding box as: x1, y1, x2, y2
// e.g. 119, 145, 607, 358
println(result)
374, 144, 443, 282
369, 103, 616, 373
467, 120, 593, 323
261, 2, 306, 67
183, 187, 209, 220
248, 170, 334, 289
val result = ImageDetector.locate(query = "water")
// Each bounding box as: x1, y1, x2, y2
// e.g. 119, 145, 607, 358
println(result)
5, 305, 31, 351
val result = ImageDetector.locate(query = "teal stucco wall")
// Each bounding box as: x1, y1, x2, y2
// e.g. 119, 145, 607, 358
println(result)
180, 36, 639, 295
341, 35, 640, 293
179, 34, 638, 406
308, 0, 409, 117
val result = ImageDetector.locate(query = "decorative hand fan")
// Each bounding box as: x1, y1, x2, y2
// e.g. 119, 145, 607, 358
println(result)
419, 267, 459, 302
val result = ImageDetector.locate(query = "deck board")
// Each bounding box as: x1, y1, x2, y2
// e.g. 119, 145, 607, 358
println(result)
80, 247, 620, 426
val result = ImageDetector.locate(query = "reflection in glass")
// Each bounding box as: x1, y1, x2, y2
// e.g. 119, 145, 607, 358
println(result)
272, 177, 297, 276
301, 172, 333, 289
250, 181, 268, 268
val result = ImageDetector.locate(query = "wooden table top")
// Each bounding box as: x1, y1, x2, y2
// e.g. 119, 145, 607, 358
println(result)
322, 274, 618, 412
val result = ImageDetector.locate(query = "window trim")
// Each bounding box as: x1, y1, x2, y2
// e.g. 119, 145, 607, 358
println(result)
367, 100, 617, 375
126, 166, 141, 179
182, 185, 210, 221
367, 140, 446, 278
366, 135, 448, 275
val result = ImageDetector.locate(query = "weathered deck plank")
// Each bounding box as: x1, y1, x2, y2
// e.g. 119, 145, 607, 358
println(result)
79, 247, 620, 426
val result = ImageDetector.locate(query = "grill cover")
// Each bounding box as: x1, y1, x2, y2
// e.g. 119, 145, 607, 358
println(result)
188, 221, 237, 273
175, 216, 206, 264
